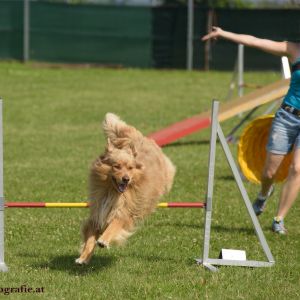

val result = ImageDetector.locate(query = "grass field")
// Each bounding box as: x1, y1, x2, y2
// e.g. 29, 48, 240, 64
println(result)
0, 62, 299, 299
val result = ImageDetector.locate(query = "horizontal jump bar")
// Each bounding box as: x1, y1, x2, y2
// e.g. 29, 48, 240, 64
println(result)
4, 202, 206, 208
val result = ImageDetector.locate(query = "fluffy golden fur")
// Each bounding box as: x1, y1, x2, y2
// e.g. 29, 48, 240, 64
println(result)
75, 113, 175, 265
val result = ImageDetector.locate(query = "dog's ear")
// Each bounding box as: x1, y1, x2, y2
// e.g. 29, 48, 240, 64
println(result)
92, 156, 111, 180
135, 161, 144, 170
106, 138, 114, 153
100, 154, 110, 164
114, 137, 130, 149
130, 144, 138, 157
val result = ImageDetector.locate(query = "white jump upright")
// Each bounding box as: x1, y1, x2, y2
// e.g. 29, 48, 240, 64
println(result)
0, 99, 8, 272
196, 100, 275, 271
281, 56, 291, 80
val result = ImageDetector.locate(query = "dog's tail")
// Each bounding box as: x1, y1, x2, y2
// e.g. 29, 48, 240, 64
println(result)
102, 113, 142, 144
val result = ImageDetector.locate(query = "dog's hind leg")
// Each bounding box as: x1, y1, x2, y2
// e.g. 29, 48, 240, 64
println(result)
75, 220, 99, 265
97, 218, 133, 248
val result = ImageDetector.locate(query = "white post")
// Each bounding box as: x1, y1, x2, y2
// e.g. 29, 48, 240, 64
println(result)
281, 56, 291, 79
23, 0, 30, 62
0, 100, 8, 272
238, 44, 244, 97
262, 57, 290, 115
186, 0, 194, 70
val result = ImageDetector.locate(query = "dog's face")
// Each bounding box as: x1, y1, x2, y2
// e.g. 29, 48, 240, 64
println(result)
101, 143, 143, 193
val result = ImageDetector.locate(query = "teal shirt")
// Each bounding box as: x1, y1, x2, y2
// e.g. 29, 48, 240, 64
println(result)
283, 58, 300, 110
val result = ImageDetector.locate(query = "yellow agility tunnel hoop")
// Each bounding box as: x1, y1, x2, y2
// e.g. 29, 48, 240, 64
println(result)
238, 115, 292, 184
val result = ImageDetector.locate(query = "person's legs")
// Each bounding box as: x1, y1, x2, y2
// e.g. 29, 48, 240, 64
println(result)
253, 108, 299, 216
260, 152, 286, 196
276, 147, 300, 218
252, 151, 285, 215
271, 137, 300, 234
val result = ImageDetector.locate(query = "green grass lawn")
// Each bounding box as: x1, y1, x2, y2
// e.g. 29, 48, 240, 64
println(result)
0, 62, 299, 299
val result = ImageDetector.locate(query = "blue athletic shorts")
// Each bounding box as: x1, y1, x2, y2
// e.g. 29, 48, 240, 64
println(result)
267, 107, 300, 155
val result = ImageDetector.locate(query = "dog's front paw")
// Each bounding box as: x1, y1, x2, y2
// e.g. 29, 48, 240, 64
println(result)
96, 239, 110, 248
75, 258, 88, 265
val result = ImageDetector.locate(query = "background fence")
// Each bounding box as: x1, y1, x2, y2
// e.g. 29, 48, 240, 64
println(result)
0, 0, 299, 70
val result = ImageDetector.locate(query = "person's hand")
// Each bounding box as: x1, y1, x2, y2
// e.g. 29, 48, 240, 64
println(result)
201, 26, 223, 41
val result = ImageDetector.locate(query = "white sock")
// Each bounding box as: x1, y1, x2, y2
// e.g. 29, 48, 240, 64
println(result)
258, 184, 274, 199
274, 216, 283, 222
257, 192, 267, 200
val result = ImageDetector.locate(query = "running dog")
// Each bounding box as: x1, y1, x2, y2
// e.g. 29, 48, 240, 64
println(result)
75, 113, 175, 265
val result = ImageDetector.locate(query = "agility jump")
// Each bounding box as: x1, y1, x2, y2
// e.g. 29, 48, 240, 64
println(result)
0, 99, 275, 272
149, 78, 289, 147
4, 202, 205, 208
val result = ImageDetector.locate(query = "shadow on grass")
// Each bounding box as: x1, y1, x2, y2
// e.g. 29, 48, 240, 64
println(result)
211, 224, 256, 235
153, 221, 200, 230
121, 251, 180, 264
163, 140, 210, 148
154, 221, 256, 235
33, 254, 115, 276
216, 175, 235, 181
168, 224, 256, 235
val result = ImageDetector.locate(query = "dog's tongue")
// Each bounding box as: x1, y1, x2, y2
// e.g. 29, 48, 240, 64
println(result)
118, 183, 127, 193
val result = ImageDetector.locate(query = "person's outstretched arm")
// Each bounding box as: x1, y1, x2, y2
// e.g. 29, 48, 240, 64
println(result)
202, 27, 300, 63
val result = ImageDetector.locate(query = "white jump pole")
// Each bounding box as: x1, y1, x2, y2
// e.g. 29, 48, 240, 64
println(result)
281, 56, 291, 79
238, 44, 244, 97
23, 0, 30, 62
196, 100, 275, 271
263, 56, 291, 115
186, 0, 194, 70
0, 99, 8, 272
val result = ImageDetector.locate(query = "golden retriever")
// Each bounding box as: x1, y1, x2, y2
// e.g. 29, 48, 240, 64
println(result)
75, 113, 175, 265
